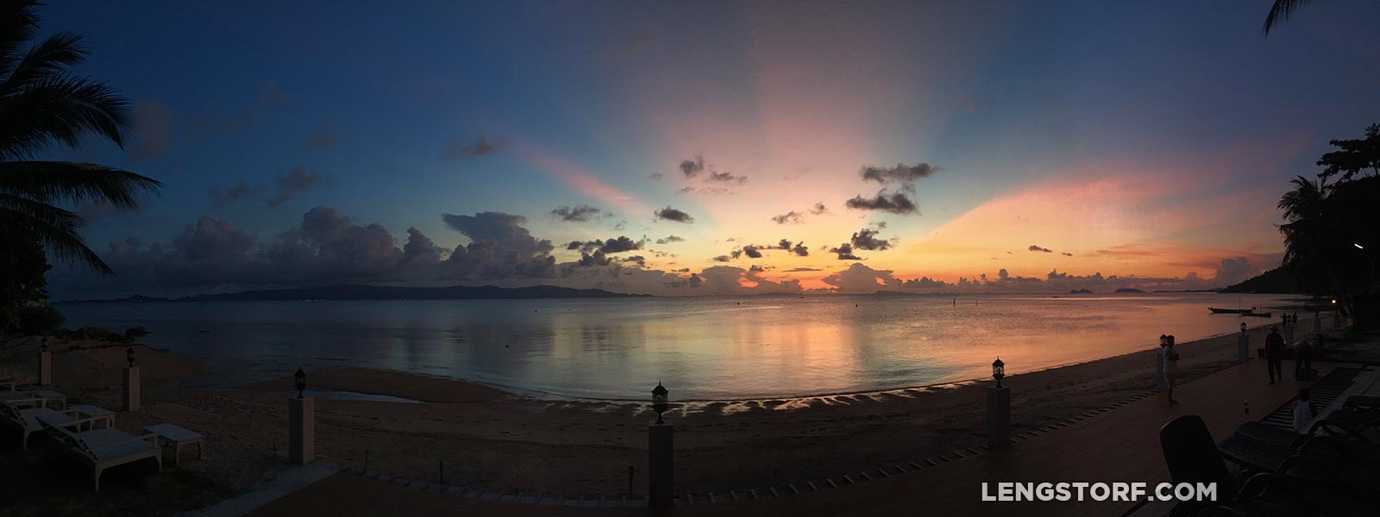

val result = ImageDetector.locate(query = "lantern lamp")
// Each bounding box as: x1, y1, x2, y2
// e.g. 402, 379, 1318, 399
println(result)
1240, 322, 1247, 333
651, 381, 669, 424
992, 357, 1006, 387
294, 368, 307, 399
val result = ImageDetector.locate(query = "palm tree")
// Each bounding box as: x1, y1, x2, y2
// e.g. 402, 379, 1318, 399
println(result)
0, 0, 160, 274
1263, 0, 1313, 34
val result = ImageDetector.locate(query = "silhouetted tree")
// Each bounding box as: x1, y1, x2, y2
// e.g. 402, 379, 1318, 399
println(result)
0, 1, 160, 332
1263, 0, 1313, 34
1278, 125, 1380, 328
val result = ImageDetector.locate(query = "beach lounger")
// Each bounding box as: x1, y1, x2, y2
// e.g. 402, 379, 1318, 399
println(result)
1159, 415, 1297, 516
0, 388, 66, 409
37, 416, 161, 491
0, 398, 80, 450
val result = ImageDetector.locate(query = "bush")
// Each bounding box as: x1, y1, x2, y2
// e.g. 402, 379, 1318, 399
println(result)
16, 305, 64, 335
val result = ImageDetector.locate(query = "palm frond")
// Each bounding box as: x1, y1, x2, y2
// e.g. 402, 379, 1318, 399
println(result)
0, 161, 160, 208
1263, 0, 1313, 35
0, 75, 129, 159
1, 32, 87, 95
0, 0, 41, 76
0, 193, 110, 274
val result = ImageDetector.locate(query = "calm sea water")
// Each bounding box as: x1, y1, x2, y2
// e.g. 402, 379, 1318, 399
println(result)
56, 293, 1296, 399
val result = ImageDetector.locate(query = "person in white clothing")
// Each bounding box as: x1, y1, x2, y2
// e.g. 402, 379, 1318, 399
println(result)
1293, 388, 1316, 434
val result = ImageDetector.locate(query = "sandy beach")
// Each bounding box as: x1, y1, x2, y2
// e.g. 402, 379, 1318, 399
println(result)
1, 320, 1312, 515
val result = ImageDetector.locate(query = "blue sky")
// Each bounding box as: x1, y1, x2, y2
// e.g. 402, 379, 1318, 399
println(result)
33, 1, 1380, 297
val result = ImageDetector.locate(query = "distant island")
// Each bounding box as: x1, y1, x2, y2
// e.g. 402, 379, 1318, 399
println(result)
1069, 288, 1093, 294
1114, 288, 1146, 294
59, 284, 647, 304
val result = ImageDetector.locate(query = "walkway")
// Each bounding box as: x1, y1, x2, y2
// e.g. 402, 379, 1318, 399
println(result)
245, 359, 1344, 516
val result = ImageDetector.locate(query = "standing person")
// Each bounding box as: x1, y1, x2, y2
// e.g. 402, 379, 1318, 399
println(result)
1296, 335, 1315, 379
1265, 326, 1285, 384
1293, 389, 1316, 434
1160, 336, 1178, 405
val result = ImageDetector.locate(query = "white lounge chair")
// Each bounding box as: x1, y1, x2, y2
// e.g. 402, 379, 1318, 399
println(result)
37, 416, 161, 490
0, 387, 67, 409
0, 398, 79, 450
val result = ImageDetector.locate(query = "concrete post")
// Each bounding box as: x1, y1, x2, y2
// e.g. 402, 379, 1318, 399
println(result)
987, 385, 1010, 450
1154, 351, 1166, 390
38, 350, 52, 385
289, 397, 315, 464
1237, 331, 1250, 363
122, 366, 141, 411
648, 422, 674, 509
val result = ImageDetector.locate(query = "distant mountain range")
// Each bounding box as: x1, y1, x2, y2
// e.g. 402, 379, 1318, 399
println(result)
59, 284, 647, 303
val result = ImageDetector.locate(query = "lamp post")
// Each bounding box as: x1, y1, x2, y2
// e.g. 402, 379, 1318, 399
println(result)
987, 358, 1010, 450
122, 346, 141, 411
289, 367, 314, 464
1238, 322, 1250, 362
38, 336, 52, 385
648, 381, 674, 510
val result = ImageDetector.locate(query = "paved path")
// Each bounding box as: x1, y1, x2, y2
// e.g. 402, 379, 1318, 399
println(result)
247, 359, 1332, 517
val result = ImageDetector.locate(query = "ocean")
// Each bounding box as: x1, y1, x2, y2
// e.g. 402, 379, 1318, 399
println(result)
56, 292, 1298, 400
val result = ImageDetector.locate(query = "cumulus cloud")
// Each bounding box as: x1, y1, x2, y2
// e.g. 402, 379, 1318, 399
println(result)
823, 263, 901, 293
267, 167, 325, 207
712, 255, 731, 262
860, 162, 937, 191
678, 155, 705, 178
771, 211, 803, 224
654, 206, 694, 223
829, 243, 862, 260
845, 191, 917, 215
1212, 257, 1255, 287
809, 202, 828, 215
741, 245, 763, 258
655, 235, 684, 244
850, 228, 891, 251
1029, 245, 1053, 253
441, 211, 556, 279
550, 204, 602, 222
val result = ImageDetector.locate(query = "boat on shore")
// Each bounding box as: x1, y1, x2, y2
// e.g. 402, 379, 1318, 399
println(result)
1209, 307, 1253, 314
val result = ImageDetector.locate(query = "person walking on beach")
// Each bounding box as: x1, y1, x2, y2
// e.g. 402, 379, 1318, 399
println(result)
1265, 326, 1285, 384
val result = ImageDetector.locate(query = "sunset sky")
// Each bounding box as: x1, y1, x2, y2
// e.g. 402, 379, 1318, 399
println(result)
39, 1, 1380, 297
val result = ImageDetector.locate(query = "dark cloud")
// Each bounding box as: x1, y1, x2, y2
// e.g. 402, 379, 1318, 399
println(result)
441, 136, 500, 160
655, 235, 684, 244
654, 206, 694, 223
823, 263, 901, 292
209, 181, 260, 207
809, 202, 828, 215
712, 255, 732, 262
790, 242, 809, 256
771, 211, 803, 224
550, 204, 602, 222
678, 155, 705, 178
129, 101, 172, 162
1028, 245, 1053, 253
1213, 257, 1255, 286
565, 236, 645, 255
1061, 252, 1073, 257
441, 211, 556, 278
785, 267, 821, 272
845, 191, 917, 215
741, 245, 763, 259
305, 125, 339, 150
267, 167, 325, 208
850, 228, 891, 251
860, 162, 938, 191
707, 170, 747, 185
829, 243, 862, 260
